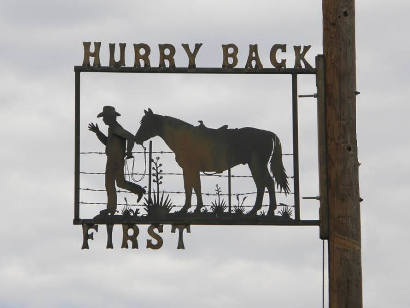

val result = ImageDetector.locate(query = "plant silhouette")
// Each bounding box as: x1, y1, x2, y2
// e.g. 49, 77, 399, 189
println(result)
144, 156, 173, 217
211, 184, 227, 216
234, 194, 247, 215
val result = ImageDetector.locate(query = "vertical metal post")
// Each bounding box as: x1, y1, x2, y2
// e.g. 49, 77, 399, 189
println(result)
316, 55, 329, 240
323, 1, 362, 307
292, 74, 300, 221
228, 168, 232, 213
74, 70, 80, 222
148, 140, 152, 203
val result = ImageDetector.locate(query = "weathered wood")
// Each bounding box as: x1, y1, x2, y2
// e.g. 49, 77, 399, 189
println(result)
322, 0, 362, 307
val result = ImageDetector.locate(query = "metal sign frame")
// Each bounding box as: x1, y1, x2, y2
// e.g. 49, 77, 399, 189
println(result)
73, 64, 320, 227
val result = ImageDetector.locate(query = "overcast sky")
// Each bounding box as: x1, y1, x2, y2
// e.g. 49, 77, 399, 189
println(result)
0, 1, 409, 307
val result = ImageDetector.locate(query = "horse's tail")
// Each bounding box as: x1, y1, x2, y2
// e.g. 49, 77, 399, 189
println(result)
270, 132, 290, 194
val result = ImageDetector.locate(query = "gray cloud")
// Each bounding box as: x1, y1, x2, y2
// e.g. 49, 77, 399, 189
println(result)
0, 0, 408, 307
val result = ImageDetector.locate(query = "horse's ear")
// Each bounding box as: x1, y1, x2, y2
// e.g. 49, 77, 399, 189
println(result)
144, 109, 148, 115
148, 108, 153, 115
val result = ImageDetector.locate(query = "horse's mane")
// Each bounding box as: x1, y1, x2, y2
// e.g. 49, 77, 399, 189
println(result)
160, 115, 194, 129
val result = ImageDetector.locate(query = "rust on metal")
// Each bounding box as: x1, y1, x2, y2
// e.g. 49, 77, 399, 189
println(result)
182, 43, 202, 68
109, 43, 126, 68
133, 43, 151, 68
81, 224, 98, 249
74, 41, 323, 250
121, 224, 139, 249
270, 44, 287, 69
222, 44, 239, 68
146, 224, 164, 249
294, 45, 313, 69
171, 225, 191, 249
82, 42, 101, 67
245, 44, 263, 69
158, 44, 176, 68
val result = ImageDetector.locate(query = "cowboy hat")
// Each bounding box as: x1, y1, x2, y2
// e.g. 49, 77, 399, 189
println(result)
97, 106, 121, 117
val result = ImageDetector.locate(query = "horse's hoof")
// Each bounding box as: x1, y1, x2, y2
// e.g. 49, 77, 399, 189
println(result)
100, 209, 116, 216
267, 206, 277, 216
247, 209, 258, 216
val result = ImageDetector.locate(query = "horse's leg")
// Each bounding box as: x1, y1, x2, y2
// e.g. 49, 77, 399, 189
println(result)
180, 168, 193, 213
192, 171, 203, 213
247, 157, 266, 215
264, 168, 277, 216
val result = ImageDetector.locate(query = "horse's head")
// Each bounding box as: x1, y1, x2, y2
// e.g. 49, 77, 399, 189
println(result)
135, 108, 160, 145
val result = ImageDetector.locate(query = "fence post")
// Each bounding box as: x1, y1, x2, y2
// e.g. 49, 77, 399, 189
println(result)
292, 74, 300, 221
148, 141, 152, 203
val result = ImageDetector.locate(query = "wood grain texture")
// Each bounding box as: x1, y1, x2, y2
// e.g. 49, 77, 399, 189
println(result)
322, 0, 362, 307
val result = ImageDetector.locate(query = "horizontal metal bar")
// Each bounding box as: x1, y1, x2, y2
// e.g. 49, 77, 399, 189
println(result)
302, 196, 321, 200
73, 218, 319, 226
74, 66, 317, 75
299, 94, 318, 98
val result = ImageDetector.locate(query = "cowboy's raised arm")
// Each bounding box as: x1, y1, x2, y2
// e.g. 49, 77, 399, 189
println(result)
88, 123, 107, 145
113, 125, 135, 158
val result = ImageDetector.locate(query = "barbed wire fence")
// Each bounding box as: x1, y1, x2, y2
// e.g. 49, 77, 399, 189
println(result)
79, 141, 295, 214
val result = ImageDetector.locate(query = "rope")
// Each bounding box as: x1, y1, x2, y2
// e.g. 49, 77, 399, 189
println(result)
124, 144, 147, 183
201, 171, 219, 176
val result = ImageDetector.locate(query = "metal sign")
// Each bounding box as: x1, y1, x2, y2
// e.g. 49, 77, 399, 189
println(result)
74, 42, 324, 250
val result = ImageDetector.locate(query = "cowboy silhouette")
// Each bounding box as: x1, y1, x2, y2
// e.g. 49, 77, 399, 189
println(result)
89, 106, 145, 215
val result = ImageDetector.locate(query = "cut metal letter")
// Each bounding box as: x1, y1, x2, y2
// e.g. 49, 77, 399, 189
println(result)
81, 224, 98, 249
82, 42, 101, 67
294, 45, 313, 69
245, 44, 263, 69
121, 224, 139, 249
171, 225, 191, 249
134, 43, 151, 68
222, 44, 238, 68
109, 43, 126, 68
159, 44, 176, 68
106, 224, 114, 249
270, 44, 287, 69
182, 43, 202, 68
146, 224, 164, 249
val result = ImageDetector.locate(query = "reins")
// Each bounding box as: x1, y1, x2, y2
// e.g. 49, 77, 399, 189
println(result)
125, 144, 147, 183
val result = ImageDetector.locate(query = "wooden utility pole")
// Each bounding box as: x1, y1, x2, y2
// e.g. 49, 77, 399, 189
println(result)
322, 0, 362, 307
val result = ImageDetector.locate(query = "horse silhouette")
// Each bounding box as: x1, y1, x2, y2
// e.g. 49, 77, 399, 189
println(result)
135, 108, 289, 215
